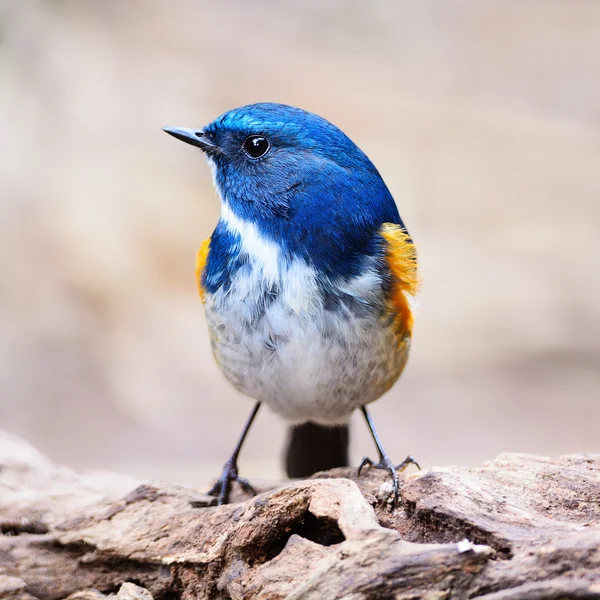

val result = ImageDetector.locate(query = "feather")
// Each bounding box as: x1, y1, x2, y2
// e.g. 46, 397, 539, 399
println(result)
195, 237, 211, 302
380, 223, 419, 335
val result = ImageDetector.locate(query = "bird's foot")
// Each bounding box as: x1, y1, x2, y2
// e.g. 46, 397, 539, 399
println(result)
207, 459, 256, 505
358, 454, 420, 507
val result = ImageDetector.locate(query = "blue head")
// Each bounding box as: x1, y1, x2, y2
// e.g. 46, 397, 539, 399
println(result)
164, 103, 405, 280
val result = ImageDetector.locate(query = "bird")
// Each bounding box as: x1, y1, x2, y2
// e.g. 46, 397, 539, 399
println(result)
163, 103, 420, 506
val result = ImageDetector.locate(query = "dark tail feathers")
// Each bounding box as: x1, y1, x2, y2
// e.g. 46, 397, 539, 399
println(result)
285, 422, 349, 478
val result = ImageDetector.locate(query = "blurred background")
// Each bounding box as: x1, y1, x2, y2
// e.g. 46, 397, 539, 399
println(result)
1, 0, 599, 485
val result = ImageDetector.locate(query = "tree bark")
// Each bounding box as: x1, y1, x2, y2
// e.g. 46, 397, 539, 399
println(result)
0, 431, 599, 599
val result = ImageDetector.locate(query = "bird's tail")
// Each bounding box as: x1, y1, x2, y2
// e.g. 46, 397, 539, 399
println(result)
284, 422, 349, 478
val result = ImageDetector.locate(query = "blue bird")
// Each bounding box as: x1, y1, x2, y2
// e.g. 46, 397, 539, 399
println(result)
164, 103, 420, 505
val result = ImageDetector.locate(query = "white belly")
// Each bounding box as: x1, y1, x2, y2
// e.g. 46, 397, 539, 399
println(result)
204, 258, 410, 424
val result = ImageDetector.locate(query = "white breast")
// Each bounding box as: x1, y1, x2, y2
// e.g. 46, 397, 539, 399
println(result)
203, 208, 410, 425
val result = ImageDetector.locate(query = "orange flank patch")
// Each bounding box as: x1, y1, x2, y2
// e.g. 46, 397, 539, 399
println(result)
195, 237, 211, 302
380, 223, 420, 335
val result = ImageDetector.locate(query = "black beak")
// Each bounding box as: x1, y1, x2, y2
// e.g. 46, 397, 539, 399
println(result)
162, 127, 217, 153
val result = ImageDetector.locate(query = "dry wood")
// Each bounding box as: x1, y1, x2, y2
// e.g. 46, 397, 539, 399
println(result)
1, 431, 599, 599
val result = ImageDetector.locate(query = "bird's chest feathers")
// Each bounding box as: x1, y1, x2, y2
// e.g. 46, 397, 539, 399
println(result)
205, 228, 328, 333
198, 210, 411, 422
204, 250, 398, 422
203, 206, 326, 315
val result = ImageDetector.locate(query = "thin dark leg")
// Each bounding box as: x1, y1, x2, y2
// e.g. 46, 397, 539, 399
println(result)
208, 402, 261, 505
358, 406, 420, 507
361, 406, 388, 462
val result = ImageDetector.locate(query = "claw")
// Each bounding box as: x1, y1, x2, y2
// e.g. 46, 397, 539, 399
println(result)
357, 453, 419, 508
236, 476, 256, 496
358, 455, 374, 476
396, 454, 421, 472
208, 460, 256, 505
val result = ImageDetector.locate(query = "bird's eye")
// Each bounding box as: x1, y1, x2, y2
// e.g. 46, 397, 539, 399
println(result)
242, 135, 270, 158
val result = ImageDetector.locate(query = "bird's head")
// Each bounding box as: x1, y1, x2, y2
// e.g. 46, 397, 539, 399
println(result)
164, 103, 402, 276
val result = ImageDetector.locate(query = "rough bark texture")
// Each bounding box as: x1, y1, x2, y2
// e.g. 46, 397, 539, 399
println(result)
1, 431, 599, 600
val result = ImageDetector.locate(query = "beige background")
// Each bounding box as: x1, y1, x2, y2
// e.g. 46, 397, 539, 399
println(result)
1, 1, 599, 485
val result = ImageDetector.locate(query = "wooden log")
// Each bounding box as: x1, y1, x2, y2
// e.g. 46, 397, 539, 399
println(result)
1, 431, 599, 599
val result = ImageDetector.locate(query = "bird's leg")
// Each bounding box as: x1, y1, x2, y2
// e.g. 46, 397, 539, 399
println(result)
208, 402, 261, 505
358, 406, 420, 507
